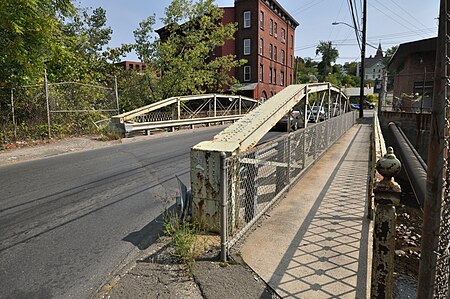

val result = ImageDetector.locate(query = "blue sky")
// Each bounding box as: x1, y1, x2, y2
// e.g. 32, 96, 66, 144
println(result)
74, 0, 439, 64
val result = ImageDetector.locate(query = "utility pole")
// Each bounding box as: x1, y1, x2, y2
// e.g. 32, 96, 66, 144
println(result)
359, 0, 367, 118
417, 0, 449, 297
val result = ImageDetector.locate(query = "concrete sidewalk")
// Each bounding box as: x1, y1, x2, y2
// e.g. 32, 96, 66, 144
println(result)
239, 122, 373, 298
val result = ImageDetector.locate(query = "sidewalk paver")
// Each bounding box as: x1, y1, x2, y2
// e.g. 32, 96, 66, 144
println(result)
239, 123, 373, 299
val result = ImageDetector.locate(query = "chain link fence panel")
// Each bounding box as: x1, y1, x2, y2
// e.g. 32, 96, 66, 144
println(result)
0, 81, 118, 144
223, 111, 356, 251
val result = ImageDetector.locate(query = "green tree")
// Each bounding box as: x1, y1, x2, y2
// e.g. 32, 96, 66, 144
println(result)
315, 41, 339, 80
0, 0, 75, 86
133, 0, 246, 100
343, 61, 358, 76
294, 57, 319, 84
383, 45, 398, 68
47, 7, 119, 83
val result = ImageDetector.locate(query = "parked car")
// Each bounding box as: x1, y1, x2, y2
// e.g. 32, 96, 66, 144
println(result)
276, 110, 303, 131
350, 103, 360, 110
307, 106, 326, 122
365, 100, 375, 109
350, 100, 374, 110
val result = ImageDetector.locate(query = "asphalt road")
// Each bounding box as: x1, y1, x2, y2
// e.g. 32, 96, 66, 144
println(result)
0, 127, 235, 299
0, 124, 285, 299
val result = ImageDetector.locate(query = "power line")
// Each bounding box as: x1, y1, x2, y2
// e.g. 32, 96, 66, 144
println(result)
329, 0, 347, 40
391, 0, 429, 28
290, 0, 326, 15
294, 26, 436, 52
347, 0, 362, 49
370, 0, 430, 38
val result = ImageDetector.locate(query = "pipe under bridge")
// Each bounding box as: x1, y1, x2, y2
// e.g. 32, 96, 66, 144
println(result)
190, 83, 350, 231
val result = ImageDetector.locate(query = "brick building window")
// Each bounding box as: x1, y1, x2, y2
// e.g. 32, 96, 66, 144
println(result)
259, 64, 263, 82
244, 65, 251, 81
274, 68, 277, 84
269, 67, 273, 84
260, 11, 264, 29
281, 28, 286, 43
274, 22, 278, 38
243, 38, 251, 55
281, 49, 285, 64
290, 74, 293, 85
290, 55, 293, 67
243, 11, 251, 28
274, 46, 277, 61
269, 44, 273, 60
290, 34, 294, 49
259, 38, 264, 55
281, 71, 284, 86
269, 19, 273, 35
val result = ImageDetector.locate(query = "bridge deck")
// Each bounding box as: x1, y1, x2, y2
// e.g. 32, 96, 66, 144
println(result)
239, 117, 373, 298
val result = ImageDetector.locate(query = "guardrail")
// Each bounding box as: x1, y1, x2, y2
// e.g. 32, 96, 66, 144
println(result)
121, 115, 245, 134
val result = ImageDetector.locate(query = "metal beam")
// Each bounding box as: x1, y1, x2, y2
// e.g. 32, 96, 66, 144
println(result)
112, 93, 257, 123
193, 83, 347, 153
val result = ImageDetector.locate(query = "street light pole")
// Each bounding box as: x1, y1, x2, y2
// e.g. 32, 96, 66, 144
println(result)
359, 0, 367, 118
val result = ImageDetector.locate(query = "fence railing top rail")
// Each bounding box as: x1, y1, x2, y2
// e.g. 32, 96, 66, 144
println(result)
112, 93, 256, 123
193, 83, 348, 154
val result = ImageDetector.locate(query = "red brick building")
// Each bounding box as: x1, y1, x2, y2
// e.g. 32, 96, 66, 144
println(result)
223, 0, 299, 100
115, 61, 148, 71
155, 0, 298, 100
388, 37, 436, 112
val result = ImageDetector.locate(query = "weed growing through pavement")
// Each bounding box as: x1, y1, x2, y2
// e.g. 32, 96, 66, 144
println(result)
163, 210, 198, 271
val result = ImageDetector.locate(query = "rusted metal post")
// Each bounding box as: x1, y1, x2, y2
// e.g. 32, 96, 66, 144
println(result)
417, 1, 448, 297
371, 147, 401, 299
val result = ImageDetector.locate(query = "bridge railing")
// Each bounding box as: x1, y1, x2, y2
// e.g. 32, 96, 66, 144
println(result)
220, 111, 357, 255
110, 94, 258, 135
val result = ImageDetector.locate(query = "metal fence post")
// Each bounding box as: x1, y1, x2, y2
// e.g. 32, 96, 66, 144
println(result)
239, 95, 242, 115
214, 94, 217, 117
304, 86, 309, 128
11, 88, 17, 140
287, 134, 291, 187
220, 152, 228, 262
371, 147, 401, 299
312, 126, 317, 160
244, 152, 257, 223
44, 70, 51, 138
114, 75, 120, 114
177, 98, 181, 120
276, 140, 287, 194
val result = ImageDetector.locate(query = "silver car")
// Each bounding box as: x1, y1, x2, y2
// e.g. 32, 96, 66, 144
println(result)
308, 106, 326, 122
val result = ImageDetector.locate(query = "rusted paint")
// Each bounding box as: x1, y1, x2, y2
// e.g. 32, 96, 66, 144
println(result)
371, 148, 401, 299
191, 83, 349, 233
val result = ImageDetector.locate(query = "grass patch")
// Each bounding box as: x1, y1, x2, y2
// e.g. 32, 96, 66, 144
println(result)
163, 210, 220, 271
